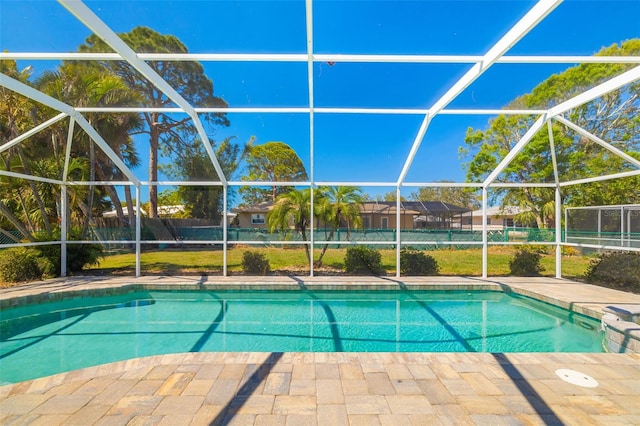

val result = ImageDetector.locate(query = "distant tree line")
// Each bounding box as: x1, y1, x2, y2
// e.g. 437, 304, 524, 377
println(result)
461, 40, 640, 228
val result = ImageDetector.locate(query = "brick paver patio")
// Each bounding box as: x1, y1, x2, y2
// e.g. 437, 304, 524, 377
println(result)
2, 276, 640, 425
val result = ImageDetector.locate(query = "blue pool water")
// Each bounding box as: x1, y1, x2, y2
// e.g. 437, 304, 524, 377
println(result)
1, 290, 602, 383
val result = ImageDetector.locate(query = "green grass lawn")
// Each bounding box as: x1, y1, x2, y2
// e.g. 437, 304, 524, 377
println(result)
91, 246, 593, 278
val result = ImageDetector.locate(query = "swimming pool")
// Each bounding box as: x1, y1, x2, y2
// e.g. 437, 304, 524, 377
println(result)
1, 290, 602, 384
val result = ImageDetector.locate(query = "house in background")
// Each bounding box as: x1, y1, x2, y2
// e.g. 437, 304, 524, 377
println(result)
232, 202, 273, 228
232, 201, 420, 230
358, 201, 470, 229
102, 208, 147, 219
461, 206, 530, 230
400, 201, 471, 229
359, 202, 420, 229
232, 200, 470, 230
101, 205, 185, 218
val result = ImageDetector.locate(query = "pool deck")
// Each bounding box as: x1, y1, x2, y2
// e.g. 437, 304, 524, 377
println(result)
2, 276, 640, 425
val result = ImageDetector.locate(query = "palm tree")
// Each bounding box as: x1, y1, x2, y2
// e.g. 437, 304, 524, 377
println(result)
37, 62, 142, 234
0, 60, 53, 238
315, 186, 364, 266
267, 188, 313, 262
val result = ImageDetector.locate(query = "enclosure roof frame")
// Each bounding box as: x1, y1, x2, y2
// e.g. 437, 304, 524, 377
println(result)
1, 0, 639, 278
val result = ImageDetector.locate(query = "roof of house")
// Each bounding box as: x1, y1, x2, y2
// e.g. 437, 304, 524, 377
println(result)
463, 206, 529, 217
370, 201, 471, 214
231, 201, 273, 213
360, 202, 420, 215
233, 200, 470, 215
103, 208, 147, 218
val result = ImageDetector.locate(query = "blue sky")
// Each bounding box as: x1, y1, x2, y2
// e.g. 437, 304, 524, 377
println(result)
1, 0, 639, 201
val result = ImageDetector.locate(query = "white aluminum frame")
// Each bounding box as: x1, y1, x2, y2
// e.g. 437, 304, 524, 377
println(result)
1, 0, 639, 278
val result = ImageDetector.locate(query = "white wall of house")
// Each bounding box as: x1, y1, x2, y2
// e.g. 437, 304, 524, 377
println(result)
462, 206, 528, 231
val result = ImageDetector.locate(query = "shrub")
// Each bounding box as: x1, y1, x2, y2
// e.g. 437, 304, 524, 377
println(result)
35, 230, 104, 275
585, 252, 640, 291
527, 244, 550, 254
66, 244, 104, 272
241, 251, 271, 275
35, 254, 57, 279
0, 248, 43, 282
400, 249, 439, 275
33, 244, 62, 276
344, 246, 384, 275
509, 249, 544, 276
562, 246, 580, 256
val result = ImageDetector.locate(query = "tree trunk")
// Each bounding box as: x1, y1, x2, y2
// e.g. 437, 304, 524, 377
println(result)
521, 186, 546, 229
95, 162, 127, 227
0, 228, 21, 243
315, 229, 334, 267
0, 201, 35, 242
15, 189, 36, 233
106, 185, 126, 226
76, 200, 105, 241
2, 152, 36, 234
81, 140, 96, 239
124, 186, 135, 229
300, 227, 310, 263
149, 115, 159, 218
